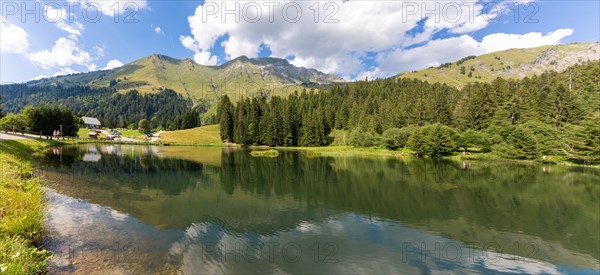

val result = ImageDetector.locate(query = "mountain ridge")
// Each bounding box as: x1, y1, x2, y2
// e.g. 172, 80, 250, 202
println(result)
397, 42, 599, 88
28, 54, 344, 100
23, 42, 600, 97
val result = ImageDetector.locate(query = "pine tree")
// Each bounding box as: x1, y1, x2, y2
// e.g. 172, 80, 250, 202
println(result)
218, 95, 234, 142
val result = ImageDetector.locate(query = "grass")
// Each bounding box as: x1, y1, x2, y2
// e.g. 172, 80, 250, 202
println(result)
77, 128, 106, 139
280, 146, 415, 159
159, 125, 223, 146
250, 149, 280, 157
118, 129, 145, 140
0, 139, 55, 273
77, 128, 147, 140
76, 128, 89, 138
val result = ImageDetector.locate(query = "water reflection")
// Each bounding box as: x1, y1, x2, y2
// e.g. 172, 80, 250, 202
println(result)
39, 144, 600, 273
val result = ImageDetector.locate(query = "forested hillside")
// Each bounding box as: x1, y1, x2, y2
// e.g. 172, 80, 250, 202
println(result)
219, 62, 600, 164
0, 85, 199, 129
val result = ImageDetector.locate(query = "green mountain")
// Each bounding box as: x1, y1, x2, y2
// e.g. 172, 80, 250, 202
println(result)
28, 54, 344, 101
398, 42, 599, 88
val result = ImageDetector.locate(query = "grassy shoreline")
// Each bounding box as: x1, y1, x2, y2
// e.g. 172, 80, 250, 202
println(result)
58, 136, 599, 168
155, 126, 599, 167
0, 139, 57, 273
280, 146, 600, 168
37, 133, 600, 168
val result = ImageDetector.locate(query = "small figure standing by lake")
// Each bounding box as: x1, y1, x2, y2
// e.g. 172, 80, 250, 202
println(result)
21, 126, 25, 135
13, 124, 17, 134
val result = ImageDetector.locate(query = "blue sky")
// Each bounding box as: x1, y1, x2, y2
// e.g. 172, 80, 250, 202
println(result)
1, 0, 598, 83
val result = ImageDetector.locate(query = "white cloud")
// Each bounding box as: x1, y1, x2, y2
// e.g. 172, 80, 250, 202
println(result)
26, 36, 96, 71
43, 5, 85, 36
479, 29, 575, 53
0, 16, 29, 54
290, 53, 364, 79
56, 21, 85, 36
354, 68, 385, 81
179, 35, 218, 65
193, 51, 218, 65
180, 35, 197, 51
154, 26, 163, 35
54, 67, 79, 76
102, 59, 124, 70
67, 0, 148, 16
221, 36, 260, 60
181, 0, 501, 74
376, 28, 574, 74
30, 75, 48, 81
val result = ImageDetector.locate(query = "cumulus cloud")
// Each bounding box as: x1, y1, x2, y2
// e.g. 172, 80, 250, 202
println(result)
67, 0, 148, 16
43, 5, 85, 36
0, 16, 29, 54
154, 26, 162, 34
179, 35, 218, 65
30, 75, 48, 81
102, 59, 124, 70
26, 36, 96, 71
193, 51, 218, 65
479, 29, 575, 53
375, 29, 574, 74
57, 21, 85, 36
180, 0, 576, 79
54, 67, 79, 76
180, 0, 501, 77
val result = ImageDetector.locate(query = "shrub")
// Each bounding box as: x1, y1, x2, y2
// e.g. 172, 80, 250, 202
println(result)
408, 124, 458, 157
457, 129, 493, 152
250, 149, 280, 157
382, 126, 415, 149
348, 130, 383, 147
492, 125, 539, 159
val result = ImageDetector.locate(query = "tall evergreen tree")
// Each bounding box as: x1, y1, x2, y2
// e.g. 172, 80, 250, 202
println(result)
218, 95, 234, 142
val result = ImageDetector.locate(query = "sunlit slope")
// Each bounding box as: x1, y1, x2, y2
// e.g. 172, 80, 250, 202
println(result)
31, 55, 344, 100
159, 125, 222, 145
398, 42, 599, 88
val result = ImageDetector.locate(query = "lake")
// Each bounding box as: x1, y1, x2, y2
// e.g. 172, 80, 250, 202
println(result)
36, 144, 600, 274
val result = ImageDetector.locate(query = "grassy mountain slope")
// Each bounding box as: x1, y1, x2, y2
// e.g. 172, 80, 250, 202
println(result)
28, 55, 344, 101
398, 42, 599, 88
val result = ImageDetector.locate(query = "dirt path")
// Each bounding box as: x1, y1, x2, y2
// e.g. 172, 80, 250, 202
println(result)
0, 132, 36, 140
150, 131, 164, 142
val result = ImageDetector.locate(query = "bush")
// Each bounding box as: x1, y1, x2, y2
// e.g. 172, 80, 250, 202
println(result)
492, 125, 539, 159
562, 117, 600, 164
520, 120, 562, 155
250, 149, 280, 157
382, 126, 415, 149
457, 129, 493, 152
0, 113, 27, 132
408, 124, 458, 157
348, 130, 383, 147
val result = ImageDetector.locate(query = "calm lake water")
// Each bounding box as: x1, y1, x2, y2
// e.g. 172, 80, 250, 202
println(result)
36, 144, 600, 274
